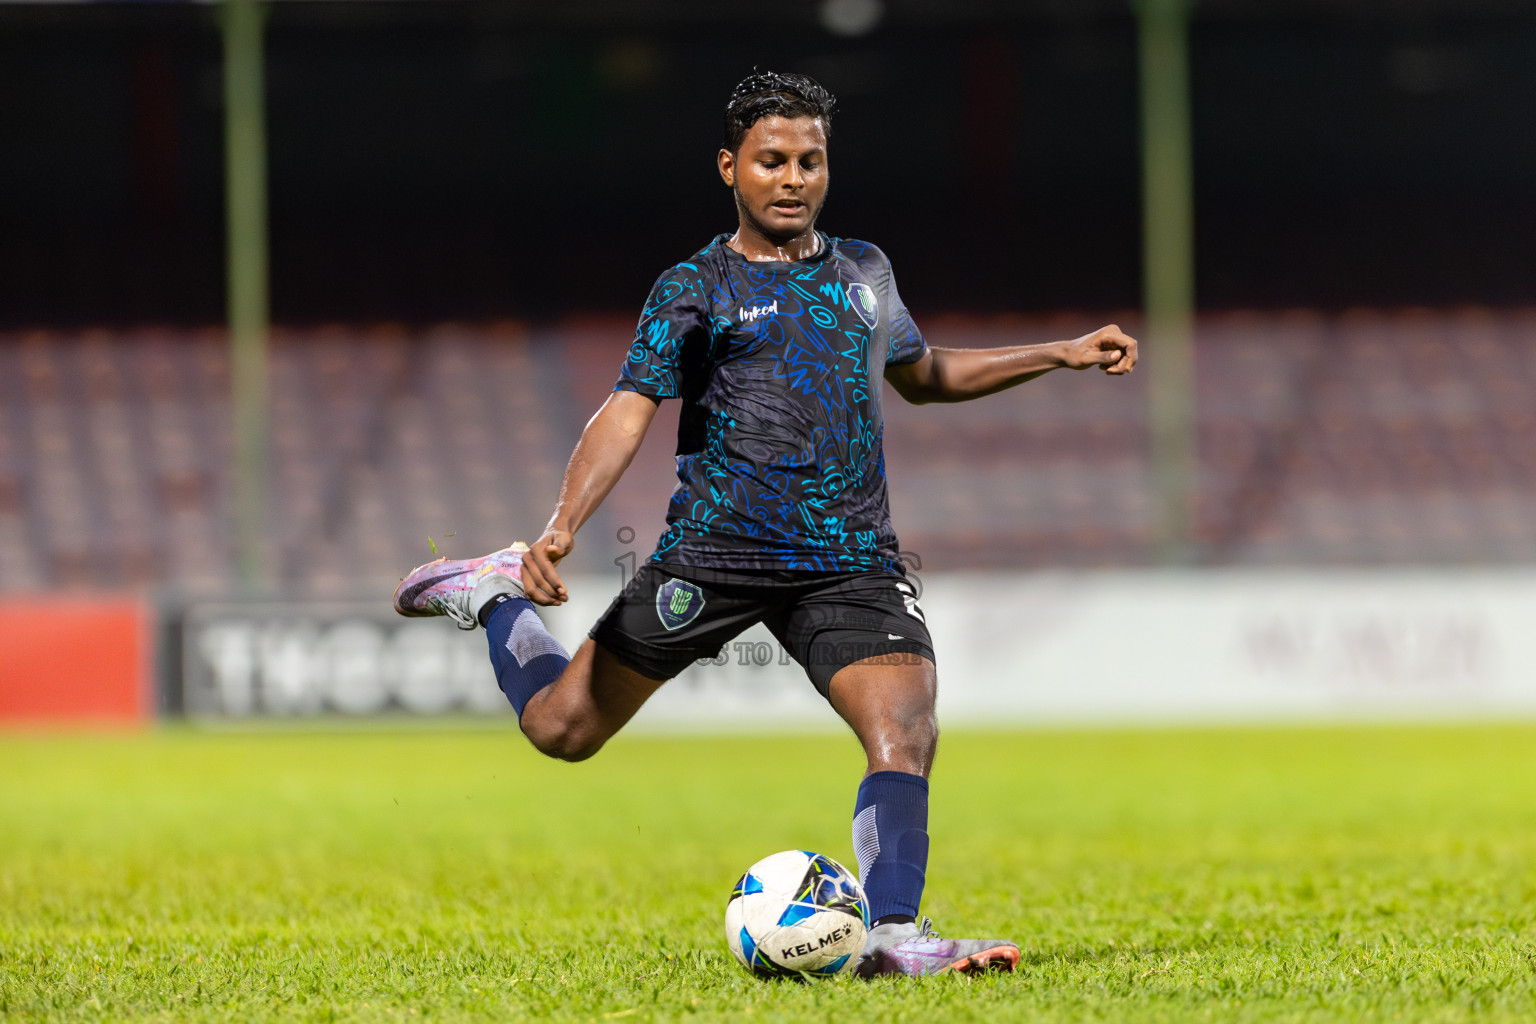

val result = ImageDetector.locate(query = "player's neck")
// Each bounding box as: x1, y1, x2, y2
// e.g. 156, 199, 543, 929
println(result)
727, 224, 822, 263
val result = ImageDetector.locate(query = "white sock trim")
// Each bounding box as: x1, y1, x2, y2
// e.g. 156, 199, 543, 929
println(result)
852, 804, 880, 885
506, 608, 568, 668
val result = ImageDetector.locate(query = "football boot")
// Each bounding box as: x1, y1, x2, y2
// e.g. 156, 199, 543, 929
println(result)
855, 917, 1020, 978
392, 543, 528, 630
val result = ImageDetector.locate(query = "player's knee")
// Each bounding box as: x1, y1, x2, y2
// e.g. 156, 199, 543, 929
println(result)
527, 728, 603, 763
889, 678, 938, 745
897, 709, 938, 763
522, 714, 606, 763
550, 733, 606, 763
885, 681, 938, 761
865, 710, 936, 776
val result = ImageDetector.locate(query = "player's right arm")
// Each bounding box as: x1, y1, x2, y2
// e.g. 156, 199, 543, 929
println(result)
522, 261, 707, 605
523, 390, 661, 605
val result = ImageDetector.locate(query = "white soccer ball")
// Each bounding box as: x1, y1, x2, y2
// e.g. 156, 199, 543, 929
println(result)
724, 850, 869, 978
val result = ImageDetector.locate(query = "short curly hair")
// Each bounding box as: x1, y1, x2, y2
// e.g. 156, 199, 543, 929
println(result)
722, 71, 837, 154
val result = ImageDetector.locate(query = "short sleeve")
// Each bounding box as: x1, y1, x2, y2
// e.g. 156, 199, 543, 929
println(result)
615, 263, 710, 398
883, 260, 927, 367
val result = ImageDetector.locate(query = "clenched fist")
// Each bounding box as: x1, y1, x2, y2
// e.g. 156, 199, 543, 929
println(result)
1058, 325, 1138, 375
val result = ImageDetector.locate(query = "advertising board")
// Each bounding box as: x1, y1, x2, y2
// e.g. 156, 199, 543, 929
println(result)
183, 602, 510, 718
178, 571, 1536, 726
0, 597, 149, 724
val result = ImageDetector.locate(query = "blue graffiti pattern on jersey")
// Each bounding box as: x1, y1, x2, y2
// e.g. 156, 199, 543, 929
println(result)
615, 233, 927, 573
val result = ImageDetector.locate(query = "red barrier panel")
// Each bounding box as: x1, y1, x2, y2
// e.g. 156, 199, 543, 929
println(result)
0, 598, 149, 724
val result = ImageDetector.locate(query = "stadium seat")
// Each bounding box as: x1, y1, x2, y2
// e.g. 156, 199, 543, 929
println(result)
0, 309, 1531, 592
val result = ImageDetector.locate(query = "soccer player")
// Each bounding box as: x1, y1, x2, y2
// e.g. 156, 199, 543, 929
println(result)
394, 72, 1137, 977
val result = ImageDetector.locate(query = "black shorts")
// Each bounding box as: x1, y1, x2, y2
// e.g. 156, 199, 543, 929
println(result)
589, 563, 936, 696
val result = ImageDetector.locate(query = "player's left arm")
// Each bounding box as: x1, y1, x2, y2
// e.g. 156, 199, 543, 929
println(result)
884, 325, 1138, 405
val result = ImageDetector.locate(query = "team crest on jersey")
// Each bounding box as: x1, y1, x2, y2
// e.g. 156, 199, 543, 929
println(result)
656, 578, 705, 630
848, 283, 879, 329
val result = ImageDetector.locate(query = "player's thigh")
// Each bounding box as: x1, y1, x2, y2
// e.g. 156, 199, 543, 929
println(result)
529, 565, 772, 754
529, 637, 670, 735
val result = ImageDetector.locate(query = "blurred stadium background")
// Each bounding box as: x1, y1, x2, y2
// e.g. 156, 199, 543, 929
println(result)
2, 0, 1534, 726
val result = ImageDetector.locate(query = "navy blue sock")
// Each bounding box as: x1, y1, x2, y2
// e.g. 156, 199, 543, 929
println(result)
484, 597, 570, 721
852, 770, 929, 922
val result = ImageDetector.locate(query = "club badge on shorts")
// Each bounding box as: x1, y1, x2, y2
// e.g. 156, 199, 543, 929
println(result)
656, 578, 705, 631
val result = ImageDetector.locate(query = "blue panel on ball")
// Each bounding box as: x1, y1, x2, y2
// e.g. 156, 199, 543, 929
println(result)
739, 926, 757, 964
741, 873, 765, 895
821, 953, 851, 975
777, 902, 817, 927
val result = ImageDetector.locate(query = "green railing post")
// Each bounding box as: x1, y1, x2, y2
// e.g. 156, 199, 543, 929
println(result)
1137, 0, 1197, 565
222, 0, 270, 587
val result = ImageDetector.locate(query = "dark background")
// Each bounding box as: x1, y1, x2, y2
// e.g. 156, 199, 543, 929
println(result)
3, 0, 1533, 328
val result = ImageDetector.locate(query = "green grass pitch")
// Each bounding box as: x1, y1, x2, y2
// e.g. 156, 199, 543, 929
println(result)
3, 724, 1535, 1022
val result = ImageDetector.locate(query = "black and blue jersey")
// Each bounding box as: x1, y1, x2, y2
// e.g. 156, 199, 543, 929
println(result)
615, 233, 928, 573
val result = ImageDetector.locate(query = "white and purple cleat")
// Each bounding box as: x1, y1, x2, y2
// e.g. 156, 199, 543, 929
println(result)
855, 917, 1020, 978
392, 543, 529, 630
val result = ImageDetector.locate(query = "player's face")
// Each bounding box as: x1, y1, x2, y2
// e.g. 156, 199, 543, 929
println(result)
719, 115, 829, 244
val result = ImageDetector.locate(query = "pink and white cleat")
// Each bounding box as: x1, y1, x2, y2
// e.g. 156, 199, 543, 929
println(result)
855, 917, 1020, 978
392, 543, 529, 630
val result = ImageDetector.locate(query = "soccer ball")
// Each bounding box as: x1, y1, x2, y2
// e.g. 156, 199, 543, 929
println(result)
725, 850, 869, 978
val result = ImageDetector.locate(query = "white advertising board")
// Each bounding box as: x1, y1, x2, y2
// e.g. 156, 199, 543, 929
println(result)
181, 570, 1536, 726
919, 570, 1536, 724
183, 605, 512, 718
